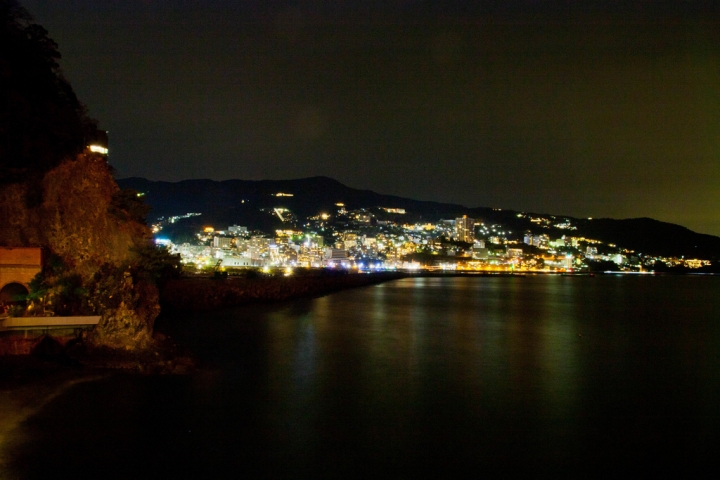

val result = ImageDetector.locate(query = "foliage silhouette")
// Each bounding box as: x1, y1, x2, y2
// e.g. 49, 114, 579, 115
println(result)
0, 0, 100, 183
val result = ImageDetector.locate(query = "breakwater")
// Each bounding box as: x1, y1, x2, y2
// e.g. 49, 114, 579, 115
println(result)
160, 271, 407, 312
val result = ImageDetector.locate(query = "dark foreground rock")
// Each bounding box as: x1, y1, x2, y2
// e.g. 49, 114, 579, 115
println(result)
62, 332, 194, 374
0, 331, 194, 377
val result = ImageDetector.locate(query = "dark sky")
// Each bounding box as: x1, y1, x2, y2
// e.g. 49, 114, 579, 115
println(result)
23, 1, 720, 235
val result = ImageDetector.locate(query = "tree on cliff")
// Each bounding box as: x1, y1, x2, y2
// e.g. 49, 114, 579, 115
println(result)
0, 0, 98, 182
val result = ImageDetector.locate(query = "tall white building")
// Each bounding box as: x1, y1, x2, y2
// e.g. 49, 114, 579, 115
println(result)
455, 215, 474, 243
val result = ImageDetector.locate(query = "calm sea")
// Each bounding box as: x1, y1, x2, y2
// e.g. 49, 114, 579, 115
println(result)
3, 275, 720, 478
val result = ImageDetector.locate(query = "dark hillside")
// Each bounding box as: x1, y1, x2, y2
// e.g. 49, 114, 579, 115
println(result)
118, 177, 720, 259
118, 176, 470, 222
573, 217, 720, 259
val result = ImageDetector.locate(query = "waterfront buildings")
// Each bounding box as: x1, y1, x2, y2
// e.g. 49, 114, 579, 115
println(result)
159, 209, 711, 273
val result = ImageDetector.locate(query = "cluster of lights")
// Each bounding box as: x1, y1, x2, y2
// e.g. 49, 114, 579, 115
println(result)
157, 200, 714, 274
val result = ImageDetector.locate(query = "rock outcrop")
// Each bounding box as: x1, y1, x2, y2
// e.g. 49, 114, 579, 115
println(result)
0, 153, 159, 349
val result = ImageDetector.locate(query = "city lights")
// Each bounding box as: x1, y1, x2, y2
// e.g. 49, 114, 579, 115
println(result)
157, 206, 711, 274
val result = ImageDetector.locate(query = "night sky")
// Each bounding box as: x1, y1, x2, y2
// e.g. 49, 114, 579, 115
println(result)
23, 1, 720, 235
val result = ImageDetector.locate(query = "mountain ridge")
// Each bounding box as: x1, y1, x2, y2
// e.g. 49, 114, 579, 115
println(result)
117, 176, 720, 259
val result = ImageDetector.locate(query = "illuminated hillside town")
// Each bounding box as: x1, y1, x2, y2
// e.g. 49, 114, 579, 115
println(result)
151, 198, 711, 274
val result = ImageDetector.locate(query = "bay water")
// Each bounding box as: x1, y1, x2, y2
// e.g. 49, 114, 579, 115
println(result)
3, 275, 720, 478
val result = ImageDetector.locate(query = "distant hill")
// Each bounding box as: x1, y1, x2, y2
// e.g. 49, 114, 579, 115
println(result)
117, 176, 720, 259
117, 176, 469, 219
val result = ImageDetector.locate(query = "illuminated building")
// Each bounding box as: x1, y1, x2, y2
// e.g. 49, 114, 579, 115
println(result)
248, 236, 272, 260
354, 213, 371, 223
304, 234, 324, 248
550, 237, 566, 248
455, 215, 475, 243
324, 248, 348, 261
221, 255, 254, 267
228, 225, 248, 235
472, 247, 489, 259
363, 236, 377, 248
86, 129, 109, 156
685, 259, 711, 268
344, 233, 358, 250
269, 245, 282, 264
213, 236, 232, 249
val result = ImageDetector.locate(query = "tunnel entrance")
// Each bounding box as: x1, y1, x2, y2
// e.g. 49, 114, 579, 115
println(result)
0, 282, 29, 307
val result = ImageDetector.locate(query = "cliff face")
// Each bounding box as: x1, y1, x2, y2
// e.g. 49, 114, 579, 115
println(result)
0, 154, 159, 349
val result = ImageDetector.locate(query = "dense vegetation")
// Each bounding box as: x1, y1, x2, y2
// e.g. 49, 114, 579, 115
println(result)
0, 0, 99, 182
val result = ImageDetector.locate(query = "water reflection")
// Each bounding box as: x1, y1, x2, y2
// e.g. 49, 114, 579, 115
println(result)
4, 276, 720, 478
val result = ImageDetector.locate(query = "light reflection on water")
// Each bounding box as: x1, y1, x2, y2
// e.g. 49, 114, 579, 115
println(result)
4, 275, 720, 478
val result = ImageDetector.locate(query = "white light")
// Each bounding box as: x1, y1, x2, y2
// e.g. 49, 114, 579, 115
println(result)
89, 145, 108, 154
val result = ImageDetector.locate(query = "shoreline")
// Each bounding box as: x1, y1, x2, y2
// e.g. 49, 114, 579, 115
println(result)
0, 272, 406, 367
160, 271, 408, 312
0, 361, 111, 475
0, 273, 406, 386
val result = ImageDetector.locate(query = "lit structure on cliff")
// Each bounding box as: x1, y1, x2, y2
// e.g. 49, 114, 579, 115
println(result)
86, 129, 109, 156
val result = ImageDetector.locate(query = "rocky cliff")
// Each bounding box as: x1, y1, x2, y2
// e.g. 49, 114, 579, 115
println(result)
0, 153, 159, 349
